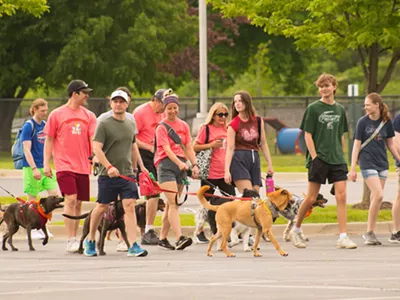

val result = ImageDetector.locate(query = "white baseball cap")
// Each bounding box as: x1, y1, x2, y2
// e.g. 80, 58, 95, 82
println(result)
110, 90, 129, 102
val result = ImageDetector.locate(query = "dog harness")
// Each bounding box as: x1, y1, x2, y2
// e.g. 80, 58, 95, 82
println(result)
102, 205, 124, 226
251, 198, 280, 229
19, 201, 52, 229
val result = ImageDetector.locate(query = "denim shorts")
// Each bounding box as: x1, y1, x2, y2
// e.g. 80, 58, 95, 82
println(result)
361, 169, 388, 180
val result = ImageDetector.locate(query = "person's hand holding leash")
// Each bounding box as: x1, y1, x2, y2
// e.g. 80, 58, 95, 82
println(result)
348, 170, 357, 182
178, 161, 189, 171
107, 165, 120, 178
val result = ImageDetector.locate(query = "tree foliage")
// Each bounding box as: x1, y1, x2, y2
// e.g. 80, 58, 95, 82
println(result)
209, 0, 400, 93
0, 0, 49, 17
0, 0, 196, 151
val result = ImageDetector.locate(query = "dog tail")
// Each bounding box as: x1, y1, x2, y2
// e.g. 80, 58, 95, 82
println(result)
197, 185, 219, 212
62, 213, 90, 220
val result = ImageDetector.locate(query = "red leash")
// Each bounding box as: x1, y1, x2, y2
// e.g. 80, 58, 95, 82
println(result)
118, 174, 254, 201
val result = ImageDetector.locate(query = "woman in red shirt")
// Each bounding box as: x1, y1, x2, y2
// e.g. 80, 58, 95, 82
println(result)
154, 94, 199, 251
224, 91, 274, 193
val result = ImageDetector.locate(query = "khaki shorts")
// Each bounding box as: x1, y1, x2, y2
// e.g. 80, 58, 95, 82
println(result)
23, 167, 58, 197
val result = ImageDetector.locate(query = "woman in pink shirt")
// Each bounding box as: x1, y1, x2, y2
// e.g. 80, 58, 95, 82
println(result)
193, 102, 235, 243
154, 94, 199, 251
224, 90, 274, 193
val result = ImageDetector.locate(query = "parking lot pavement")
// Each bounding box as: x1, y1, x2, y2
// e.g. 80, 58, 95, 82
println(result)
1, 235, 400, 300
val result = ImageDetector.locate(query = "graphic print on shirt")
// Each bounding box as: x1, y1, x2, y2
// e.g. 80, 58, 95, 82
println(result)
37, 131, 46, 144
72, 123, 81, 135
318, 111, 340, 129
240, 127, 258, 141
365, 125, 382, 141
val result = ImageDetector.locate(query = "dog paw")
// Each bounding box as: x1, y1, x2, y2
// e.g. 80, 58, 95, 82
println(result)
244, 247, 251, 252
283, 236, 291, 242
226, 253, 236, 257
2, 247, 8, 251
254, 253, 262, 257
280, 251, 289, 257
42, 239, 48, 246
11, 248, 18, 251
207, 253, 213, 257
99, 251, 106, 256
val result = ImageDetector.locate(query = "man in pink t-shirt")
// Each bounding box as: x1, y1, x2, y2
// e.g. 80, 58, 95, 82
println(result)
43, 79, 97, 253
132, 88, 169, 245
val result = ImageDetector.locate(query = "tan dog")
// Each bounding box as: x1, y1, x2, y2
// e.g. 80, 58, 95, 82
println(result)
197, 185, 292, 258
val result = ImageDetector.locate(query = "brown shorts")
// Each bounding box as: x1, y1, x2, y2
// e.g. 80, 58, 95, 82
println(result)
56, 171, 90, 201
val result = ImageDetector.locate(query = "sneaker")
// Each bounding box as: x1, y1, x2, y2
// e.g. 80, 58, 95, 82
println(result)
141, 229, 159, 245
337, 236, 357, 249
195, 232, 209, 244
83, 239, 97, 257
69, 238, 80, 253
45, 229, 54, 239
175, 236, 192, 250
363, 231, 382, 245
127, 242, 148, 257
116, 241, 128, 252
31, 229, 45, 240
158, 238, 175, 250
290, 230, 307, 248
388, 231, 400, 244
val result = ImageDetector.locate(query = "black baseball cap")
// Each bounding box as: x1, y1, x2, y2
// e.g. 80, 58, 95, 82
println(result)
67, 80, 93, 94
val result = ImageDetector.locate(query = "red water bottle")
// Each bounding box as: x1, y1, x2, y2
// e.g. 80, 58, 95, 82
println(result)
266, 174, 274, 195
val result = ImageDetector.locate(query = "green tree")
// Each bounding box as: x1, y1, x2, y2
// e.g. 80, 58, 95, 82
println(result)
0, 0, 196, 151
0, 0, 48, 17
209, 0, 400, 94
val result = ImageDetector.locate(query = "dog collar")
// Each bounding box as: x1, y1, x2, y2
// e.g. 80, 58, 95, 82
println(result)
263, 198, 279, 221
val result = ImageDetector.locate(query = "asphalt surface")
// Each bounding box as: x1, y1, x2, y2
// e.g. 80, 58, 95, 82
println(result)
0, 236, 400, 300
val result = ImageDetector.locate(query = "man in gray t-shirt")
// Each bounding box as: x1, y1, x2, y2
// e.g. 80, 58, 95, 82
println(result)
83, 90, 149, 258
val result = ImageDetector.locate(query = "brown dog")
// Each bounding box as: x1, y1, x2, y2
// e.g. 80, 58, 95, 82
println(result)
1, 196, 64, 251
197, 185, 292, 258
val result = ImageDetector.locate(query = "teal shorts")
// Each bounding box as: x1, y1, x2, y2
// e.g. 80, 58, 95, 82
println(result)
23, 167, 58, 197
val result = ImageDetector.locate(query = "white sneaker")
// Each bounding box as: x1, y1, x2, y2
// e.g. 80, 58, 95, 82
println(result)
290, 230, 307, 248
31, 229, 45, 240
66, 238, 80, 253
116, 241, 128, 252
337, 236, 357, 249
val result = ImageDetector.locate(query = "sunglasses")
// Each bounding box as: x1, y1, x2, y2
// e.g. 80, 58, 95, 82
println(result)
215, 112, 229, 118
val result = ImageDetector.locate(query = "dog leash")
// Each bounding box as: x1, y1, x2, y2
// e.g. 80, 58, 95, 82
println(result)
0, 185, 26, 204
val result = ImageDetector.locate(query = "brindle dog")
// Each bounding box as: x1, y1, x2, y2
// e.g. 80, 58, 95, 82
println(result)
1, 196, 64, 251
64, 199, 165, 255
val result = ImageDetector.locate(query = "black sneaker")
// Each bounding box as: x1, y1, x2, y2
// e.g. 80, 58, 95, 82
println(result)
158, 238, 175, 250
195, 232, 209, 244
142, 229, 159, 245
175, 236, 192, 250
388, 231, 400, 244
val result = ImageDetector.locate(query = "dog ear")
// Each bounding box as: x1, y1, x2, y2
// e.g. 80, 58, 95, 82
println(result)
280, 189, 289, 195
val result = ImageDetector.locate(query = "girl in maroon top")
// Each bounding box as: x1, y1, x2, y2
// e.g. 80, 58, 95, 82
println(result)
224, 91, 274, 193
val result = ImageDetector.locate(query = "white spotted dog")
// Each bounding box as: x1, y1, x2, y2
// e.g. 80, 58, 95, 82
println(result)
281, 193, 328, 242
184, 207, 209, 244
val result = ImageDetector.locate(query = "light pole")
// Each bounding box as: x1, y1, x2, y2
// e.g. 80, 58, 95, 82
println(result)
192, 0, 208, 135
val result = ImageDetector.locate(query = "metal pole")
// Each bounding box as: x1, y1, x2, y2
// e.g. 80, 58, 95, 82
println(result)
198, 0, 208, 117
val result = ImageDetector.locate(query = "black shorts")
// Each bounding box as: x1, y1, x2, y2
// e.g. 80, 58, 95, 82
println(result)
138, 149, 157, 179
200, 178, 235, 201
308, 157, 348, 184
230, 150, 262, 187
97, 175, 139, 204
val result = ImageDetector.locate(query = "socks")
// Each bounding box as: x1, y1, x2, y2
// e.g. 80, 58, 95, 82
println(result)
293, 227, 302, 233
145, 225, 153, 233
339, 233, 347, 239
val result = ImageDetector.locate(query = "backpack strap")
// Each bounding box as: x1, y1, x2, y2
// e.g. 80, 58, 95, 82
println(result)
26, 120, 36, 139
205, 125, 210, 144
154, 122, 184, 152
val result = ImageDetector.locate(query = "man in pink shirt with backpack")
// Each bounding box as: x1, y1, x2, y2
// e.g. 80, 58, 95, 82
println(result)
43, 80, 97, 253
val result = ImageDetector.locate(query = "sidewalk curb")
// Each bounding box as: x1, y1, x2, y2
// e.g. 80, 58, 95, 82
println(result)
8, 222, 392, 239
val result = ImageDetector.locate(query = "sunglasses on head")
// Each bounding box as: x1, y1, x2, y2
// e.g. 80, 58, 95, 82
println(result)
215, 112, 229, 118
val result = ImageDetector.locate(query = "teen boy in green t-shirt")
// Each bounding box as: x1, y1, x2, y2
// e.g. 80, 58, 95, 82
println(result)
290, 73, 357, 250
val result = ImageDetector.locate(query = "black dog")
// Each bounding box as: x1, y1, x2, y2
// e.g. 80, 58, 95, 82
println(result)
64, 199, 165, 255
1, 196, 64, 251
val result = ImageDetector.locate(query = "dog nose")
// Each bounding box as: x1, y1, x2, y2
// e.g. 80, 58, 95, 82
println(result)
60, 197, 65, 202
